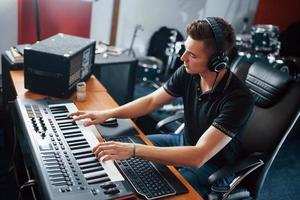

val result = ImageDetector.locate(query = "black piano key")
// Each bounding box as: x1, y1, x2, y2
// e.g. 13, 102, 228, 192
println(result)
58, 122, 78, 127
64, 133, 83, 139
77, 157, 99, 165
68, 140, 89, 147
58, 123, 78, 128
49, 105, 68, 110
81, 165, 104, 174
62, 130, 82, 135
60, 127, 79, 132
70, 144, 90, 150
54, 115, 71, 119
55, 118, 73, 122
79, 162, 102, 170
51, 110, 68, 114
53, 114, 69, 118
50, 106, 68, 110
57, 121, 76, 126
51, 109, 68, 113
74, 152, 95, 160
87, 177, 111, 185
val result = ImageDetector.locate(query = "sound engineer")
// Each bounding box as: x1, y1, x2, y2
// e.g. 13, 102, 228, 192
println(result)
69, 17, 254, 197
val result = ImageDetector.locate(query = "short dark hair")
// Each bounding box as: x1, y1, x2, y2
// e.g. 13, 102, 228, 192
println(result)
186, 17, 236, 55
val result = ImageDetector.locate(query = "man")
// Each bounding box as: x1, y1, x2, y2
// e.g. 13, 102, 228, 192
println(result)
70, 17, 254, 197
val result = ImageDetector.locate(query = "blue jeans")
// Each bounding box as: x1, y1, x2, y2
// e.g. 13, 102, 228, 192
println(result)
147, 133, 234, 198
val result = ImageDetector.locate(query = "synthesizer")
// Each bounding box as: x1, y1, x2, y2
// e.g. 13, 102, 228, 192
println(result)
15, 98, 134, 200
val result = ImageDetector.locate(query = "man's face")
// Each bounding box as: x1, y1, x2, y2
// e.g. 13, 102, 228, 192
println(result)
180, 36, 212, 75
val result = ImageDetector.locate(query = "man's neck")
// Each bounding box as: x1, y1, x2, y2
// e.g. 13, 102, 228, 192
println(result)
199, 69, 227, 93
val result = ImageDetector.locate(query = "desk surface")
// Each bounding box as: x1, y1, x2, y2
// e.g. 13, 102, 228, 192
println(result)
9, 70, 203, 200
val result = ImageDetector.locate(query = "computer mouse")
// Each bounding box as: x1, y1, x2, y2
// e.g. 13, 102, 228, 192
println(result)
101, 118, 118, 127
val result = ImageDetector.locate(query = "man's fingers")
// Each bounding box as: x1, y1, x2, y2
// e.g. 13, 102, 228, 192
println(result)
101, 155, 118, 162
84, 119, 98, 126
72, 113, 94, 121
95, 149, 116, 159
92, 142, 114, 154
68, 111, 85, 117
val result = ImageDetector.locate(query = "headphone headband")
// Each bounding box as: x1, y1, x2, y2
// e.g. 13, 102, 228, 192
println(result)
204, 17, 229, 72
204, 17, 226, 54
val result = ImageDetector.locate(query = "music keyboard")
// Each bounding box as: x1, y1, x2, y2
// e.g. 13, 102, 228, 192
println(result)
15, 99, 134, 200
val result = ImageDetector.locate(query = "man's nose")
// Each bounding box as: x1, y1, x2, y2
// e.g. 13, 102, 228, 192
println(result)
180, 51, 187, 62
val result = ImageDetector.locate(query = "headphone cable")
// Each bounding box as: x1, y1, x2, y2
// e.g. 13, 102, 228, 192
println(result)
209, 72, 219, 100
212, 72, 219, 92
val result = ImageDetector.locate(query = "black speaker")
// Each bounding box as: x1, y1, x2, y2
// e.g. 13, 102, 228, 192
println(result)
24, 33, 96, 97
204, 17, 229, 72
93, 54, 137, 105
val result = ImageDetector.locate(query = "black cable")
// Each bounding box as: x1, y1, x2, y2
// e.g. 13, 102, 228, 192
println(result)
18, 179, 37, 200
209, 72, 219, 101
212, 72, 219, 92
19, 179, 37, 191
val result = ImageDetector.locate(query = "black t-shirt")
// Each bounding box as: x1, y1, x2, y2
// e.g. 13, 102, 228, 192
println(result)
163, 66, 254, 166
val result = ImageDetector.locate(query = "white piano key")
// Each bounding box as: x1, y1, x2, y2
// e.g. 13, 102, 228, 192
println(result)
84, 170, 107, 180
52, 102, 124, 182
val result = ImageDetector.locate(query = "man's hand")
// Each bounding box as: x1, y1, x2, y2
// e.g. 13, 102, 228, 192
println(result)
92, 141, 135, 161
68, 110, 112, 126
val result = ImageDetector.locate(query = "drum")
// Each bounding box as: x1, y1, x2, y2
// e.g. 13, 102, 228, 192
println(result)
137, 56, 163, 83
251, 25, 280, 54
235, 34, 252, 53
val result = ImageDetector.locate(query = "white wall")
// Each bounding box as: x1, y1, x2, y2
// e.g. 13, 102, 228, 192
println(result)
0, 0, 18, 73
0, 0, 259, 73
90, 0, 114, 44
91, 0, 259, 56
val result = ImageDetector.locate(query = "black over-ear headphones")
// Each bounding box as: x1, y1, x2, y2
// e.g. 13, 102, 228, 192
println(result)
204, 17, 229, 72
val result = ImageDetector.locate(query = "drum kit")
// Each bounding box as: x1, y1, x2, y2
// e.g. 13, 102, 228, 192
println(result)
137, 30, 184, 86
235, 24, 299, 80
138, 24, 299, 84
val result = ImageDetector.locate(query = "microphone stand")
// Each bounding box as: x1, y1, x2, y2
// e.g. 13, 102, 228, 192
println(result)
127, 25, 143, 58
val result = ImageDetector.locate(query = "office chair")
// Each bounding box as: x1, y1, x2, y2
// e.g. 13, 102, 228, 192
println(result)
207, 61, 300, 200
156, 61, 300, 199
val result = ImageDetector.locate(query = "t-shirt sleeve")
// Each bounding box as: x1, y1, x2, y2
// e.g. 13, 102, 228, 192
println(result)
163, 65, 186, 97
212, 92, 254, 137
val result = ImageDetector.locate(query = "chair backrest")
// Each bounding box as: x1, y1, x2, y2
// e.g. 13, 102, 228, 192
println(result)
232, 61, 300, 198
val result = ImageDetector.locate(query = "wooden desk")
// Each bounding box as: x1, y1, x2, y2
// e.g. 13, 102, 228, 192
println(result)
9, 70, 203, 200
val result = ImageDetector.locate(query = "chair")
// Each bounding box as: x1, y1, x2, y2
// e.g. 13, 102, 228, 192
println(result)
155, 61, 300, 199
207, 61, 300, 200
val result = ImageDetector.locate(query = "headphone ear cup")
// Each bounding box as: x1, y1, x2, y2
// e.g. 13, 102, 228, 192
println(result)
208, 54, 229, 72
208, 55, 218, 72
